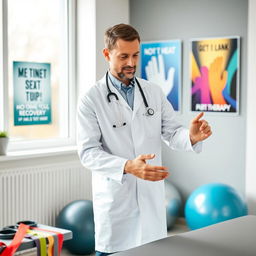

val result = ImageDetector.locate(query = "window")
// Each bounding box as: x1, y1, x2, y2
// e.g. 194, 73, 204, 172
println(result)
1, 0, 77, 151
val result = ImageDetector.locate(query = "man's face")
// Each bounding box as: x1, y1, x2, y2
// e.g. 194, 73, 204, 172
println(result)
103, 39, 140, 82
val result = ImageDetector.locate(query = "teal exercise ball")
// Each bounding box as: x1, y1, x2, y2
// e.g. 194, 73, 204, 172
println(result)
185, 183, 248, 230
56, 200, 95, 255
165, 180, 182, 230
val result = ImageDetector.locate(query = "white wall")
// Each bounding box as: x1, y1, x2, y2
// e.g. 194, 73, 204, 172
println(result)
77, 0, 96, 96
95, 0, 129, 80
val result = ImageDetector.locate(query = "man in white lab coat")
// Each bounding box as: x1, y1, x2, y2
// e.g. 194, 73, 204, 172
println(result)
77, 24, 212, 256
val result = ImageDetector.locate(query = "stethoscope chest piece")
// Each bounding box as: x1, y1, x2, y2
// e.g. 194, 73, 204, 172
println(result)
146, 108, 154, 116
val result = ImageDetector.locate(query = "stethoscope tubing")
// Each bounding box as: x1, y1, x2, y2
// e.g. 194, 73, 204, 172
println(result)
105, 71, 154, 116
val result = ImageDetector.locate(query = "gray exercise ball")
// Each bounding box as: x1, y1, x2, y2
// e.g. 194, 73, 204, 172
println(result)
56, 200, 95, 255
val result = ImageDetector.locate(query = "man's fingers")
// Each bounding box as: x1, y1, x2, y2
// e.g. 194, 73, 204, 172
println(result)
142, 165, 169, 181
146, 165, 168, 172
201, 125, 211, 134
192, 112, 204, 123
204, 130, 212, 138
135, 155, 170, 181
199, 120, 208, 131
137, 154, 155, 161
144, 172, 169, 182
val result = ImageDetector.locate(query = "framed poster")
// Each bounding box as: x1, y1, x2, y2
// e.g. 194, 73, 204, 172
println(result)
140, 40, 181, 111
13, 61, 51, 125
190, 36, 240, 114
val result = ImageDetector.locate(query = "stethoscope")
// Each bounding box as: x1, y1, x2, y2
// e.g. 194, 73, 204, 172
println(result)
106, 71, 154, 128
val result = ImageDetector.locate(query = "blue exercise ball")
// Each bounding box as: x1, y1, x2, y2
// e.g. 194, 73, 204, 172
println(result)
56, 200, 95, 255
165, 180, 182, 230
185, 183, 248, 230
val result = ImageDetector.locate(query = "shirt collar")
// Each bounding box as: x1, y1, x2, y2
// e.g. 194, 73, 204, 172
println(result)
108, 71, 135, 90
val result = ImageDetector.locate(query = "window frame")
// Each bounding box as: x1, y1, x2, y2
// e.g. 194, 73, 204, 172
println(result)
0, 1, 3, 131
1, 0, 78, 152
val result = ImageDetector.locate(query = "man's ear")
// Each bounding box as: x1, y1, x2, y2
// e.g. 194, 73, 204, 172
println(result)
103, 48, 110, 61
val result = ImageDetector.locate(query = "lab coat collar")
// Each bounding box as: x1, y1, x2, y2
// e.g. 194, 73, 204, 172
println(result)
108, 72, 135, 90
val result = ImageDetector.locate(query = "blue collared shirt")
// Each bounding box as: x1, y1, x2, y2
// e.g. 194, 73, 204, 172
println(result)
108, 72, 135, 110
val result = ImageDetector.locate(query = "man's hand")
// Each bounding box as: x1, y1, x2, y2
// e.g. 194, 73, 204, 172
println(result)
124, 154, 169, 181
189, 112, 212, 145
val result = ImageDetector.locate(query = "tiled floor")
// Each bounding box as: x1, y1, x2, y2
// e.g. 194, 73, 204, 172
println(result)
15, 219, 189, 256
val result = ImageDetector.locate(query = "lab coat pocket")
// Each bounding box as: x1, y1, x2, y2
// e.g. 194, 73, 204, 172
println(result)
144, 110, 161, 138
106, 175, 138, 218
107, 174, 127, 184
106, 175, 126, 193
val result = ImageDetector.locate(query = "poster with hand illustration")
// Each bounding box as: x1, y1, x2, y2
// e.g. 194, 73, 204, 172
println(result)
191, 37, 240, 113
140, 40, 181, 111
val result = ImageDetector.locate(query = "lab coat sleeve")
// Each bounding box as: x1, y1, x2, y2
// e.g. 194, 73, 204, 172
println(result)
77, 94, 127, 184
160, 90, 202, 153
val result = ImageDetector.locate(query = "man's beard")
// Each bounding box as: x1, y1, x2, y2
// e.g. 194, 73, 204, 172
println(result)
117, 65, 136, 81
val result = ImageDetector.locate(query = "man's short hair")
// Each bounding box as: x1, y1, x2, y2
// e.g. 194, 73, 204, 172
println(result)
104, 23, 140, 50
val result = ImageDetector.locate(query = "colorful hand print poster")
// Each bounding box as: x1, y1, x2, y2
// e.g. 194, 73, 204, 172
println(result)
190, 37, 240, 113
141, 40, 181, 111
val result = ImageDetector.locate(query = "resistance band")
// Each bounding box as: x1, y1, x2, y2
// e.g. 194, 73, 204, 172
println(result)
0, 242, 6, 254
47, 235, 54, 256
0, 225, 64, 256
0, 223, 29, 256
31, 226, 64, 256
26, 229, 47, 256
27, 229, 56, 256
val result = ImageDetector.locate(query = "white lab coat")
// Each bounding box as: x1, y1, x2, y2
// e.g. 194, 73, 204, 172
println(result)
77, 75, 201, 253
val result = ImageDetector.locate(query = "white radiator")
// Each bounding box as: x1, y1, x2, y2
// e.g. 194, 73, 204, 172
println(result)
0, 162, 92, 228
